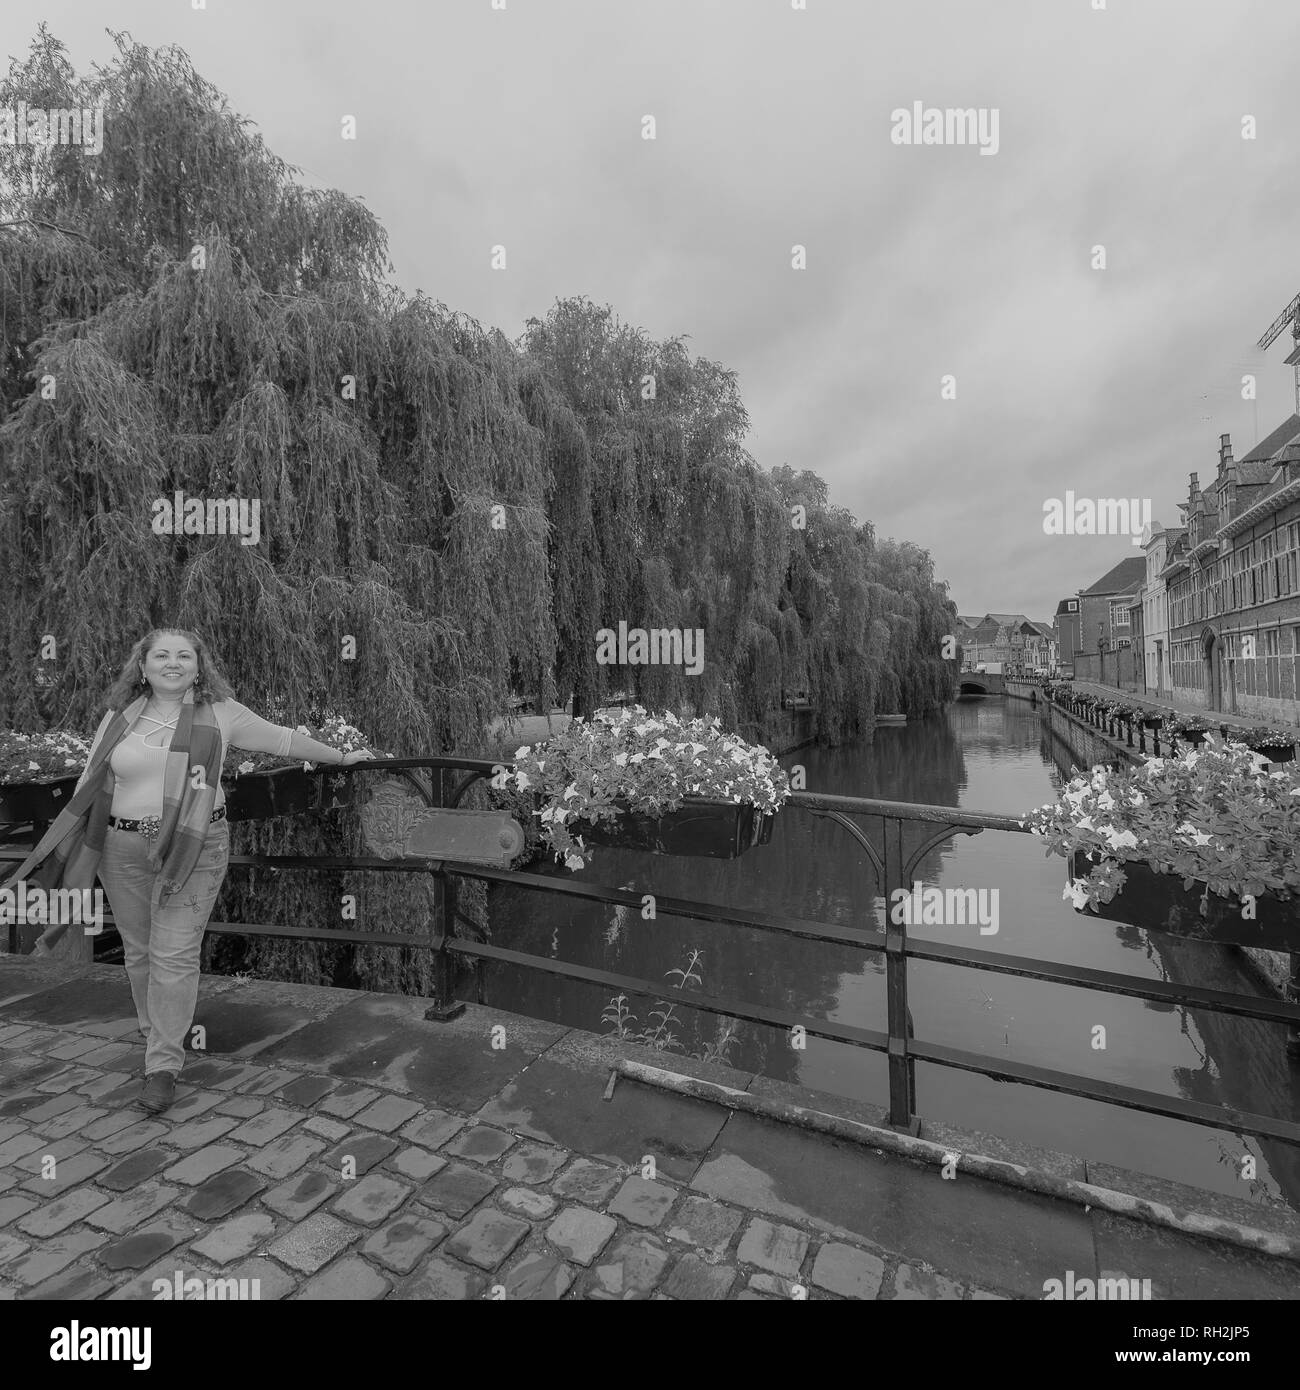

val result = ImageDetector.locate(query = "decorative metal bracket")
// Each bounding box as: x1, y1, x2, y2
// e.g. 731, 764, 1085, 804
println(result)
903, 823, 985, 882
361, 777, 523, 866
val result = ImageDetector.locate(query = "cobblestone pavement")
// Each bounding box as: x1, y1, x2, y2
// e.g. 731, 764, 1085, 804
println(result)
0, 1017, 1007, 1301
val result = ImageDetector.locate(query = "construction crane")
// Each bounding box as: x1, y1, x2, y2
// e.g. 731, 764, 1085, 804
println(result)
1257, 290, 1300, 415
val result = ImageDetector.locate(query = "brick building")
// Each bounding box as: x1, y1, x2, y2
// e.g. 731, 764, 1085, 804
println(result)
1053, 597, 1080, 675
955, 614, 1055, 673
1137, 520, 1183, 697
1067, 557, 1146, 685
1163, 420, 1300, 720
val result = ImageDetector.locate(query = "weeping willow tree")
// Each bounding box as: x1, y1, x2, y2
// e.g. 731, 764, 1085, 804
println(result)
870, 539, 959, 718
2, 26, 958, 996
522, 301, 799, 733
0, 28, 556, 992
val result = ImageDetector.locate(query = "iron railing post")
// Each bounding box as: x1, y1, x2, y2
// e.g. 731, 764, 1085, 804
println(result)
424, 868, 466, 1021
881, 816, 918, 1133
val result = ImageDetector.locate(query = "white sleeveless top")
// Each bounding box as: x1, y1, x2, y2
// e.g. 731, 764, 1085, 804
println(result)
80, 699, 297, 820
108, 711, 190, 818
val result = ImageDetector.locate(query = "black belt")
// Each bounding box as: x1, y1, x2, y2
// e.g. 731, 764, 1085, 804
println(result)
109, 807, 226, 839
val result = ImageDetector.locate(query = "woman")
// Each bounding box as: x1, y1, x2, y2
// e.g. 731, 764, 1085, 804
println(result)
3, 628, 376, 1117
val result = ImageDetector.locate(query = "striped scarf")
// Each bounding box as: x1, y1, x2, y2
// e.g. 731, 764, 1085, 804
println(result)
3, 689, 223, 951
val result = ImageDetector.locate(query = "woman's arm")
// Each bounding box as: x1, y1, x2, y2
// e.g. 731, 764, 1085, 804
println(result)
224, 701, 375, 766
286, 730, 348, 766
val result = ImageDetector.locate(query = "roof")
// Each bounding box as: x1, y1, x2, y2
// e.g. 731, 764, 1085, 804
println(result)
1079, 556, 1147, 596
1239, 413, 1300, 465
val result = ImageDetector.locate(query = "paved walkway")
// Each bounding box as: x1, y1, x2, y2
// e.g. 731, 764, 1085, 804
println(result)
1, 956, 1299, 1300
1065, 680, 1300, 736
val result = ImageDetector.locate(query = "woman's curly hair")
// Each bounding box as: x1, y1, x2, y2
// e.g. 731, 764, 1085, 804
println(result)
103, 628, 235, 712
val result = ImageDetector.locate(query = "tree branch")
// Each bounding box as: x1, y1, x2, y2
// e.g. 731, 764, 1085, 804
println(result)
0, 217, 93, 241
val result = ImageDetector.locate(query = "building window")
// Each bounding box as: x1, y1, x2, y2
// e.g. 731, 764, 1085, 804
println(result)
1243, 631, 1259, 696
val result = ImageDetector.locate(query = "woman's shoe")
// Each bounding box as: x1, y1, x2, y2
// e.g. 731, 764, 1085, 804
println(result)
137, 1072, 177, 1115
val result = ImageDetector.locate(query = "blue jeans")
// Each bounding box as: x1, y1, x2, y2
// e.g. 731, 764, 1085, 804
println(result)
98, 821, 230, 1076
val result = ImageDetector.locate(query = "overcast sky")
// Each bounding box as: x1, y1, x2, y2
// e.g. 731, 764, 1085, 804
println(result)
21, 0, 1300, 622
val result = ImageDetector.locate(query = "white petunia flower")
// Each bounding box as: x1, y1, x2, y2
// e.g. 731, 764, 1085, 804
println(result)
1063, 880, 1090, 908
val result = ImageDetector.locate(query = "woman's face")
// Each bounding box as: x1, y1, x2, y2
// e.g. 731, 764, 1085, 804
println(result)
141, 637, 199, 698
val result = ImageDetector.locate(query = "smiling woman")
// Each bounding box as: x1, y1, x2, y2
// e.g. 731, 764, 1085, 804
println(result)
0, 626, 378, 1117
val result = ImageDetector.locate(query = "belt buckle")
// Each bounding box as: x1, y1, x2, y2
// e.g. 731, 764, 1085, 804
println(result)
137, 815, 162, 843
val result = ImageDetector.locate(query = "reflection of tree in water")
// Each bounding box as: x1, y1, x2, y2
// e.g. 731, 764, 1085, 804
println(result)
484, 716, 971, 1086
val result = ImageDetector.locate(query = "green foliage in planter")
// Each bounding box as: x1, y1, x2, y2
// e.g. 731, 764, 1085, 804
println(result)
223, 715, 385, 779
499, 705, 790, 870
1022, 735, 1300, 913
1234, 725, 1298, 751
1163, 713, 1211, 737
0, 715, 384, 790
0, 730, 92, 785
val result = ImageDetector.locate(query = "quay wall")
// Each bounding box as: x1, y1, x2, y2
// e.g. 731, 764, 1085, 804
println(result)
1041, 699, 1291, 998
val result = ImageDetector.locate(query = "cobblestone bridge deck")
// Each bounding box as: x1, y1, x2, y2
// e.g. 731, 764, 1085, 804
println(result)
1, 956, 1298, 1300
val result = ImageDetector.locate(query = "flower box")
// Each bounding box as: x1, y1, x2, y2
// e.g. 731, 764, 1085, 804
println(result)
1067, 851, 1300, 950
502, 705, 790, 870
1266, 745, 1297, 764
1141, 715, 1162, 729
225, 766, 313, 822
1026, 737, 1300, 935
579, 797, 777, 859
0, 775, 80, 824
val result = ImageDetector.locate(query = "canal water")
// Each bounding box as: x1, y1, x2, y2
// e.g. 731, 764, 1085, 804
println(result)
483, 696, 1300, 1214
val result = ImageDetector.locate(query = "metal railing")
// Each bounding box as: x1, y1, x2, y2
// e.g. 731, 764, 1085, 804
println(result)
1045, 683, 1300, 760
3, 754, 1299, 1149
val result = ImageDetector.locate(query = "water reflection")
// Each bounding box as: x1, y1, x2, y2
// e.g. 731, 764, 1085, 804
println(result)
484, 698, 1300, 1211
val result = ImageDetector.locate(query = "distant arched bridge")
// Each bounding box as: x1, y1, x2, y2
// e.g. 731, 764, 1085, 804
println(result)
956, 672, 1006, 698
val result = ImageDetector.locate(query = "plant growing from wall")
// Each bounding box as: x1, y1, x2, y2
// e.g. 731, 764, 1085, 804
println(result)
600, 948, 742, 1066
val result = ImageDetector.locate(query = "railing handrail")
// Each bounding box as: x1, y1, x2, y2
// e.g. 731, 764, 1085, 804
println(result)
4, 750, 1298, 1153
